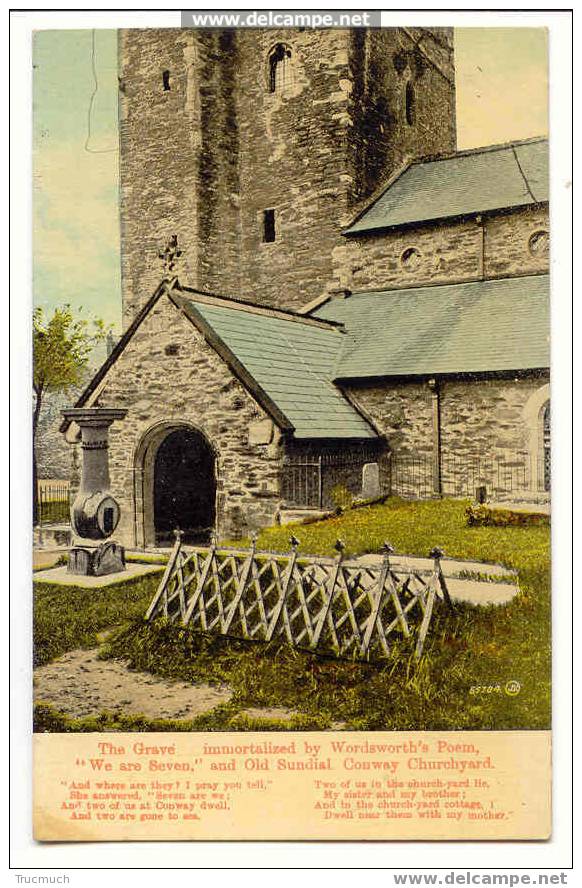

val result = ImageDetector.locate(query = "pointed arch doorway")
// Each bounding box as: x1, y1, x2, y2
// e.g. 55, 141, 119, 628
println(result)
134, 422, 217, 548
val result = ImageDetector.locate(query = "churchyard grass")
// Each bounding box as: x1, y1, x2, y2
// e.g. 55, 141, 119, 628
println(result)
33, 570, 163, 667
33, 498, 550, 731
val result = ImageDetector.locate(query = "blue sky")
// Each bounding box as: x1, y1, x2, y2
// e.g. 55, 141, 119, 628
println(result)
33, 30, 121, 328
33, 28, 548, 331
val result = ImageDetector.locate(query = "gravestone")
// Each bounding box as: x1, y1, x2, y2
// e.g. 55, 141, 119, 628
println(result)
362, 462, 381, 499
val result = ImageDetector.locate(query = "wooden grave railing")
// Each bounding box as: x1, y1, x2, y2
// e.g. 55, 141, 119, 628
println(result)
145, 532, 454, 662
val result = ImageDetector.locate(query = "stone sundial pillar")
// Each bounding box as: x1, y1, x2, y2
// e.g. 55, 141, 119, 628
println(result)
61, 407, 128, 576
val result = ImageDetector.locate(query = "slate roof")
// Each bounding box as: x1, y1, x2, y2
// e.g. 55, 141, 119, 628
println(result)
177, 292, 378, 440
344, 138, 548, 235
313, 275, 550, 380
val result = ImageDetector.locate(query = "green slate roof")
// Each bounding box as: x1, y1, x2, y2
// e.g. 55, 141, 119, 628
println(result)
313, 275, 549, 380
345, 138, 548, 235
179, 294, 378, 440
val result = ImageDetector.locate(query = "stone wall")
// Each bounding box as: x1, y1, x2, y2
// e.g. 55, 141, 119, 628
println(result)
36, 389, 77, 480
345, 382, 434, 457
118, 27, 455, 321
331, 205, 549, 294
86, 293, 285, 545
346, 28, 456, 210
118, 30, 203, 328
346, 372, 550, 500
439, 374, 549, 462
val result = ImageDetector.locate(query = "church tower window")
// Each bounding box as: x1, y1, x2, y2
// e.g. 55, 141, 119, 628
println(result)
528, 229, 549, 256
162, 70, 171, 91
263, 209, 276, 243
268, 44, 293, 94
405, 81, 416, 125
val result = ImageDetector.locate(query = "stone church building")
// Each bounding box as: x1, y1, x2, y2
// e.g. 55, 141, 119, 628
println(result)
61, 27, 550, 546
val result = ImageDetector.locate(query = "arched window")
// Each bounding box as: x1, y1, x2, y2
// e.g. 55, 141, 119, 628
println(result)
541, 401, 551, 491
405, 81, 416, 126
269, 44, 293, 94
522, 384, 550, 494
401, 247, 421, 268
528, 229, 549, 257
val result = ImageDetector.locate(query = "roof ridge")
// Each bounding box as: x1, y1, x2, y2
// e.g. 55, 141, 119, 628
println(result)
408, 135, 548, 168
177, 285, 345, 331
338, 272, 550, 301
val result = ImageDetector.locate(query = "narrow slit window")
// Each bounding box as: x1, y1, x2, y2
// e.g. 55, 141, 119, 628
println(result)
162, 70, 171, 91
263, 209, 276, 243
269, 44, 293, 94
405, 81, 415, 125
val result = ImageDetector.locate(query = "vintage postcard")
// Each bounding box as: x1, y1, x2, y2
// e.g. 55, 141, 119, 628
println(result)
30, 19, 554, 843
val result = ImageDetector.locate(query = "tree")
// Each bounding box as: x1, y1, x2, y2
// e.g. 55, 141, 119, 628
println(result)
33, 305, 107, 524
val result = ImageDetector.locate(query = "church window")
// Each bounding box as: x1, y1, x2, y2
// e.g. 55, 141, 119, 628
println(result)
528, 229, 549, 257
162, 70, 171, 91
165, 344, 180, 356
541, 401, 551, 491
522, 384, 550, 494
405, 81, 416, 125
268, 44, 293, 94
401, 247, 421, 268
263, 209, 276, 243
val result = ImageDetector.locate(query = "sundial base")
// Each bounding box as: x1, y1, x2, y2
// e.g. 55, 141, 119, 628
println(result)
68, 541, 126, 577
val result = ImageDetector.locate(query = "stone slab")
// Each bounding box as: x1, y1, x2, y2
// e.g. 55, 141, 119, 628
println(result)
34, 525, 71, 550
278, 508, 328, 526
444, 578, 519, 606
354, 552, 519, 606
32, 562, 164, 587
34, 648, 232, 720
33, 549, 67, 571
486, 501, 550, 515
355, 552, 516, 578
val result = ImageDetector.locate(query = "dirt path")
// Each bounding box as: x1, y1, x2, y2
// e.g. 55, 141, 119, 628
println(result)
34, 648, 233, 721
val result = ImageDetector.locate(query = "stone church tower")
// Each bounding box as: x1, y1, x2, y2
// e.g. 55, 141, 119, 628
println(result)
118, 27, 456, 326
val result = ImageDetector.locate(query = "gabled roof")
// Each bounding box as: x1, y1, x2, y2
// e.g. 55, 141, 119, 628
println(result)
61, 281, 379, 441
176, 290, 378, 439
313, 274, 550, 380
344, 137, 548, 235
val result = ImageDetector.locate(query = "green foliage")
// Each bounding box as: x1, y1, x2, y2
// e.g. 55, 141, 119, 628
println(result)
33, 305, 106, 402
38, 499, 70, 524
33, 701, 330, 734
330, 484, 353, 513
466, 504, 550, 527
251, 497, 549, 571
33, 571, 162, 667
33, 499, 551, 732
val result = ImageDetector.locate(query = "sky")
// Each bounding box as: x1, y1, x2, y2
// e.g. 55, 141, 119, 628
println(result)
32, 28, 548, 332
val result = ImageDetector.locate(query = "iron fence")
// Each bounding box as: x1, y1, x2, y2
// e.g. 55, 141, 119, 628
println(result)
37, 482, 71, 525
281, 449, 389, 510
391, 452, 549, 501
281, 456, 322, 508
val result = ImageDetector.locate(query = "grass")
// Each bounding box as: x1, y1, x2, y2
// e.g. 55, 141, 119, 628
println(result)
103, 498, 550, 731
33, 570, 163, 667
33, 498, 551, 732
33, 701, 329, 733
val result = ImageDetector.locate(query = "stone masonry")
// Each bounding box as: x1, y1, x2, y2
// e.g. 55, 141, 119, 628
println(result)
118, 27, 455, 324
348, 372, 550, 500
60, 28, 550, 546
85, 294, 285, 545
330, 205, 549, 294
